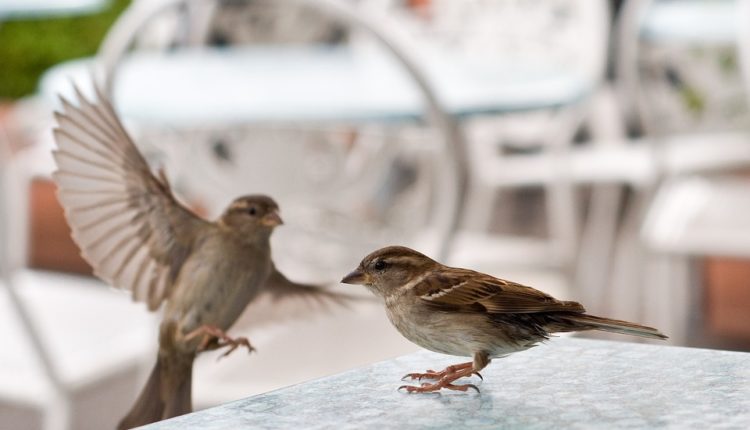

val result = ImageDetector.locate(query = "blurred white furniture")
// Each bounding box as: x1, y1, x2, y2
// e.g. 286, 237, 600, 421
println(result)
381, 0, 613, 306
2, 135, 156, 430
134, 1, 602, 286
643, 177, 750, 259
2, 123, 157, 430
616, 0, 740, 133
0, 0, 109, 20
613, 0, 750, 343
60, 0, 468, 267
41, 47, 587, 125
0, 271, 157, 430
37, 0, 607, 283
641, 176, 750, 344
30, 0, 611, 412
28, 0, 466, 416
0, 2, 158, 430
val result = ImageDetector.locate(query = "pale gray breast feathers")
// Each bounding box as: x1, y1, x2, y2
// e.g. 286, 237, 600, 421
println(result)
169, 236, 272, 330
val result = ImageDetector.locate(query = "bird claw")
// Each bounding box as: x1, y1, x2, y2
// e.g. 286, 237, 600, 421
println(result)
216, 339, 255, 361
461, 383, 481, 393
186, 325, 255, 358
401, 363, 480, 382
398, 382, 480, 394
401, 372, 440, 381
398, 362, 481, 394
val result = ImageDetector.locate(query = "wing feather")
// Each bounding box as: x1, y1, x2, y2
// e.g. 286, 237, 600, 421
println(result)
416, 268, 585, 314
52, 82, 209, 310
234, 265, 365, 329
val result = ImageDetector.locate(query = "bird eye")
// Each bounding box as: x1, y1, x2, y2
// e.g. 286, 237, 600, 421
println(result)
374, 260, 387, 271
248, 207, 257, 216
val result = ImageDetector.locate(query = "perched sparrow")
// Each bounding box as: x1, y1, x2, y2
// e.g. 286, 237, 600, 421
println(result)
52, 85, 348, 428
342, 246, 667, 393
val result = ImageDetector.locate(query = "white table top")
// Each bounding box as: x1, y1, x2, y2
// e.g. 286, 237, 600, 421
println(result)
40, 45, 589, 125
642, 0, 738, 44
0, 0, 109, 20
0, 270, 156, 404
142, 338, 750, 429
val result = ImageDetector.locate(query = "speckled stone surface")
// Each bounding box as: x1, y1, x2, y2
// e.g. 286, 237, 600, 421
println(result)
141, 338, 750, 429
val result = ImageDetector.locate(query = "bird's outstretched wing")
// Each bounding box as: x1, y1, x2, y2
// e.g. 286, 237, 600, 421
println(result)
415, 268, 585, 314
236, 265, 365, 328
52, 84, 209, 310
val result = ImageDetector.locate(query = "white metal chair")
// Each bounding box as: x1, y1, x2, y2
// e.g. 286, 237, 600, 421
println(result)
38, 0, 468, 276
27, 0, 470, 413
2, 122, 158, 430
365, 0, 613, 303
613, 0, 750, 343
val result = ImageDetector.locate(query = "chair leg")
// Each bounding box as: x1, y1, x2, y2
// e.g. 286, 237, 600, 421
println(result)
543, 106, 587, 281
576, 184, 622, 310
645, 253, 691, 345
462, 180, 497, 232
575, 85, 629, 309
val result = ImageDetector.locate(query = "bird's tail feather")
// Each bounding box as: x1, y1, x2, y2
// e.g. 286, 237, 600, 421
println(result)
558, 314, 667, 340
117, 351, 194, 430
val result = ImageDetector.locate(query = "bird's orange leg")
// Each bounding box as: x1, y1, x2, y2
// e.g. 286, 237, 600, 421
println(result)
399, 365, 480, 393
401, 361, 482, 382
185, 325, 255, 358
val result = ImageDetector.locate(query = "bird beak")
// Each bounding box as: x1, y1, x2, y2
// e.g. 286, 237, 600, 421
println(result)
262, 210, 283, 227
341, 268, 367, 285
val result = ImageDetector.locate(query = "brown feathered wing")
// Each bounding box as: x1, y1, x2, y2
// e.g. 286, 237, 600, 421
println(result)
52, 84, 208, 310
415, 268, 666, 339
415, 268, 585, 314
236, 264, 366, 328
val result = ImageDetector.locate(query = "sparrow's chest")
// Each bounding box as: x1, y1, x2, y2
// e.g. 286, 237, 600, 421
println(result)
384, 295, 535, 358
168, 237, 272, 331
384, 297, 475, 357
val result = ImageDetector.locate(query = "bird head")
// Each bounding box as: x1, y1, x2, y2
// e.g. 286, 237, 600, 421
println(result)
219, 195, 283, 237
341, 246, 438, 296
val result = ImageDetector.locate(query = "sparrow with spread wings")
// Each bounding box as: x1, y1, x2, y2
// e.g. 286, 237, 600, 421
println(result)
342, 246, 667, 393
52, 85, 347, 428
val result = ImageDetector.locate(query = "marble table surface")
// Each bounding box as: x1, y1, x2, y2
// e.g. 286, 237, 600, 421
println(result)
141, 338, 750, 429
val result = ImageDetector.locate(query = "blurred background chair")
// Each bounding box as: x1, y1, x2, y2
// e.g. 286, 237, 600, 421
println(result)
4, 0, 750, 427
1, 2, 157, 430
24, 0, 621, 412
369, 0, 612, 304
0, 0, 111, 20
613, 0, 750, 344
39, 0, 467, 281
27, 0, 471, 412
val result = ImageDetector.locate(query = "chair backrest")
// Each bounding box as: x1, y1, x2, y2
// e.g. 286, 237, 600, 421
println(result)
378, 0, 610, 84
91, 0, 468, 268
738, 0, 750, 107
0, 135, 9, 279
0, 132, 27, 278
616, 0, 747, 134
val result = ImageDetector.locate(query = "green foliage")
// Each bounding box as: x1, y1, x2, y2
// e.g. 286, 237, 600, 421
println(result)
679, 85, 706, 115
0, 0, 130, 100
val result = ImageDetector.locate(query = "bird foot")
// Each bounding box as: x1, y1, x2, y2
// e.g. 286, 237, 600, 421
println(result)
398, 381, 479, 394
401, 371, 444, 381
401, 361, 481, 382
399, 364, 481, 393
186, 325, 255, 358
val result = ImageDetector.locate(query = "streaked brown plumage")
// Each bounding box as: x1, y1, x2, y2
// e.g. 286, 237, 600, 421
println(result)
51, 85, 350, 428
342, 246, 667, 393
